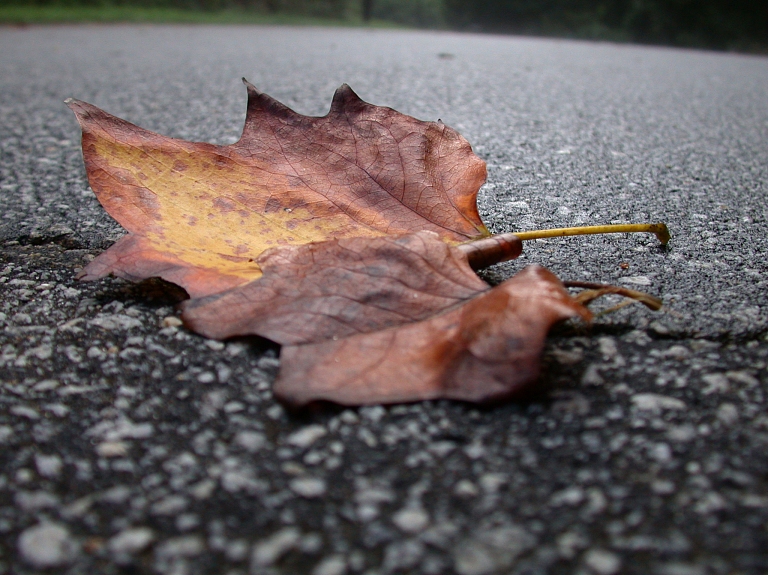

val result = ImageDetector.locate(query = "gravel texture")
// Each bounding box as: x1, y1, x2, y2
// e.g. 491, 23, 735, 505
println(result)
1, 24, 767, 575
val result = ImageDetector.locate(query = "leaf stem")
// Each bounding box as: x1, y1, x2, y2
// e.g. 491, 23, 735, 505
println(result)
458, 233, 522, 270
511, 223, 670, 245
459, 223, 670, 270
564, 281, 663, 311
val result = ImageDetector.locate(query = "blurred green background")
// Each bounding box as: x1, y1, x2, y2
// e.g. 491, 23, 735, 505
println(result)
1, 0, 766, 53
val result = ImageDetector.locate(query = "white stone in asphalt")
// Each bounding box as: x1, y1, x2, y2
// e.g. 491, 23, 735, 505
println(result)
108, 527, 155, 555
18, 523, 79, 568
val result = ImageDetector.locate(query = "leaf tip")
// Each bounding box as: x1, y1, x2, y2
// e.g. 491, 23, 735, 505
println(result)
242, 77, 257, 92
239, 79, 300, 130
331, 84, 365, 114
64, 98, 84, 114
64, 98, 99, 125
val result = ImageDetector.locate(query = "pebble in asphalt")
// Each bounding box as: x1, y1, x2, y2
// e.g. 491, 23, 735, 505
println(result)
1, 24, 767, 575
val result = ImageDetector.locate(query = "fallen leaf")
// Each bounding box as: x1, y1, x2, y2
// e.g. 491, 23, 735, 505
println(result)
181, 231, 521, 345
67, 81, 489, 297
67, 82, 666, 408
274, 265, 592, 407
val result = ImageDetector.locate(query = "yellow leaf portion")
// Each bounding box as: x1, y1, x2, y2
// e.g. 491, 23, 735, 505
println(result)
81, 115, 387, 288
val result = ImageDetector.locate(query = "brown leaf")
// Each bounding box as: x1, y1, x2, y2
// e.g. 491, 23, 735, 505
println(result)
180, 231, 522, 345
66, 83, 665, 409
67, 81, 489, 297
274, 265, 592, 407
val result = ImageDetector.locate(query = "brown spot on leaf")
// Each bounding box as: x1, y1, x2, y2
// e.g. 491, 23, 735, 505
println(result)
264, 197, 282, 213
213, 197, 236, 213
217, 253, 251, 264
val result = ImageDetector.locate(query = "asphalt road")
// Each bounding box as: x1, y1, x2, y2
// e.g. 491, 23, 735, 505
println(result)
1, 24, 768, 575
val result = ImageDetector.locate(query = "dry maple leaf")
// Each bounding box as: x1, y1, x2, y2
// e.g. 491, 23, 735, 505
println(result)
66, 80, 489, 298
67, 82, 667, 407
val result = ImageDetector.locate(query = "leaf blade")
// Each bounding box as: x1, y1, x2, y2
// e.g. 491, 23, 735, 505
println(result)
273, 265, 592, 407
68, 83, 489, 297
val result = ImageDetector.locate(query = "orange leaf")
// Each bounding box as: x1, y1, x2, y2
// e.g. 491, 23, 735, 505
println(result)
67, 81, 489, 297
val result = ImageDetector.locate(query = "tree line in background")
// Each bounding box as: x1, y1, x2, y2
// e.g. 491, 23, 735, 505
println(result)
444, 0, 768, 52
4, 0, 766, 51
